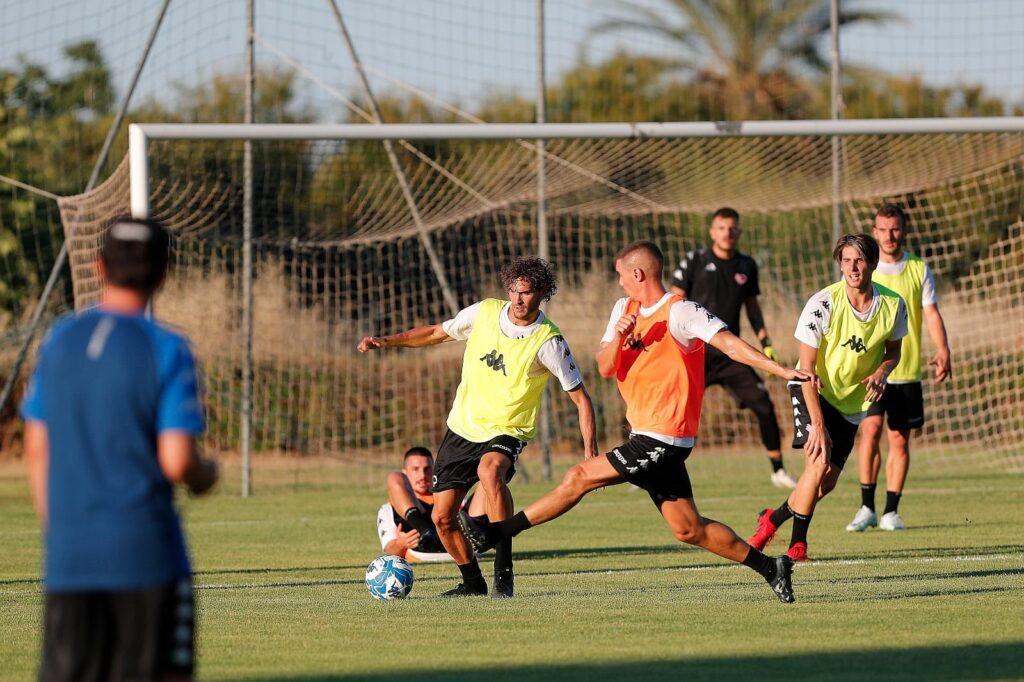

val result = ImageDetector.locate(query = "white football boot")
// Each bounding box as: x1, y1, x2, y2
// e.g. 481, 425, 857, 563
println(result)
770, 468, 798, 489
879, 511, 906, 531
845, 505, 878, 532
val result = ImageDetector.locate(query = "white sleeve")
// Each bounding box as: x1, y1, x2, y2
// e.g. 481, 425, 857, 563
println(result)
921, 263, 938, 306
537, 335, 584, 391
440, 301, 482, 341
794, 290, 831, 348
377, 503, 398, 550
669, 301, 727, 345
890, 297, 909, 340
599, 297, 629, 344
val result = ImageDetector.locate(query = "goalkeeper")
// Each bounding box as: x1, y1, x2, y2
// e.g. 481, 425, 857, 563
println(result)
670, 207, 796, 488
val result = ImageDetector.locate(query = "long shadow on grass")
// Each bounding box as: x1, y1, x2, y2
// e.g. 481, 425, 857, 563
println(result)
247, 641, 1024, 681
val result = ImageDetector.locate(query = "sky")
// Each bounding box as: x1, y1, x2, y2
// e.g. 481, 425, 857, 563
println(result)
2, 0, 1023, 118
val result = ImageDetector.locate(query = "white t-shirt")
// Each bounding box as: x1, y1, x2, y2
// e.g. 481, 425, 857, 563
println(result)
874, 253, 938, 306
441, 302, 583, 391
600, 293, 727, 446
794, 286, 908, 349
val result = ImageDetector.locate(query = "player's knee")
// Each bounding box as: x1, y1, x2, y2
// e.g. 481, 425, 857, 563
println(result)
672, 519, 704, 545
431, 507, 457, 533
818, 476, 838, 497
559, 464, 590, 496
476, 460, 506, 490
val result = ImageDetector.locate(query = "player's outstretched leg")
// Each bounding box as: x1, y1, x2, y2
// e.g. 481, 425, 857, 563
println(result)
431, 489, 487, 597
658, 498, 795, 603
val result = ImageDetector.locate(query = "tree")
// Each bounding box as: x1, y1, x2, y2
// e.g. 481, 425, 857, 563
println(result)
588, 0, 896, 119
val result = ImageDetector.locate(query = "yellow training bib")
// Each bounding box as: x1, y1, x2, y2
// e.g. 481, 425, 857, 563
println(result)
446, 299, 560, 442
871, 254, 926, 383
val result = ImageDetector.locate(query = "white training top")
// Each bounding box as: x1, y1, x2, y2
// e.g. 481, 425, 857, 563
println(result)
794, 285, 909, 349
600, 293, 728, 447
442, 301, 583, 391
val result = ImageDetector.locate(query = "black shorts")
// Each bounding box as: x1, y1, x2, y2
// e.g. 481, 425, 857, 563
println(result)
706, 354, 772, 407
866, 381, 925, 431
789, 384, 859, 469
40, 579, 194, 682
606, 435, 693, 504
431, 429, 523, 493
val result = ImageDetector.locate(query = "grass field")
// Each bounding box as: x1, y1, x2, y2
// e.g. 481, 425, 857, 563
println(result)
1, 453, 1022, 680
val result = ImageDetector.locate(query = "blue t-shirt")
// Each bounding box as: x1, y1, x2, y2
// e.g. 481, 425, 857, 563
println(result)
21, 308, 205, 592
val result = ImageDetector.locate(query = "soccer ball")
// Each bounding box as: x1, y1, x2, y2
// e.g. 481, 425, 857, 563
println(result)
365, 555, 414, 600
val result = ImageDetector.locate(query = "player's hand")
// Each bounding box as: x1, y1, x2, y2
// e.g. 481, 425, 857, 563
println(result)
763, 345, 781, 363
804, 423, 831, 464
186, 457, 219, 496
397, 528, 421, 551
781, 368, 818, 387
357, 336, 386, 353
614, 313, 637, 338
928, 348, 952, 383
861, 370, 888, 402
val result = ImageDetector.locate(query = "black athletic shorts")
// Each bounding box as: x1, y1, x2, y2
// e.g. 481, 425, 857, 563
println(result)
40, 578, 194, 682
431, 428, 523, 493
706, 354, 772, 407
606, 434, 694, 504
789, 384, 859, 469
866, 381, 925, 431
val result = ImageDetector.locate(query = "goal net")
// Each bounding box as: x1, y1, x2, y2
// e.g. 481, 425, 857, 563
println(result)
55, 122, 1024, 481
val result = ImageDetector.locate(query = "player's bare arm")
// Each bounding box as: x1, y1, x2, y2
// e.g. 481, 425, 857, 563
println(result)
384, 527, 422, 556
158, 432, 219, 496
861, 339, 902, 402
357, 323, 452, 352
923, 303, 952, 382
707, 329, 815, 384
796, 342, 832, 464
565, 384, 599, 458
23, 421, 48, 523
595, 313, 636, 378
744, 296, 780, 362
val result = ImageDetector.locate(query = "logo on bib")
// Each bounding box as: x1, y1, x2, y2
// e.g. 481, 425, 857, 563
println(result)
841, 335, 868, 353
480, 350, 508, 376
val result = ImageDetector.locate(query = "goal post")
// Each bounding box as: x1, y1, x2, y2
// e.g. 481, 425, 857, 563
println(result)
75, 118, 1024, 486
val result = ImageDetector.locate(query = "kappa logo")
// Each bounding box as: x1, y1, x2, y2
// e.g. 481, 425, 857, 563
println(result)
821, 300, 830, 311
806, 322, 817, 333
841, 334, 868, 353
812, 309, 824, 320
691, 301, 717, 324
734, 273, 748, 286
480, 349, 508, 375
646, 446, 666, 463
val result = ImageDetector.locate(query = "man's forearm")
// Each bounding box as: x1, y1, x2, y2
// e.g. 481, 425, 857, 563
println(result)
379, 324, 449, 349
924, 306, 950, 353
595, 341, 621, 378
577, 392, 599, 456
715, 332, 785, 378
23, 423, 48, 523
801, 381, 825, 427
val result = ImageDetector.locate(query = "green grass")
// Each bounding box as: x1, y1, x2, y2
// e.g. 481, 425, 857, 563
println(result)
1, 454, 1022, 681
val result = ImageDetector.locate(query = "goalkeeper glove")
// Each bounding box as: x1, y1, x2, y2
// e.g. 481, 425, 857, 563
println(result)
761, 341, 780, 363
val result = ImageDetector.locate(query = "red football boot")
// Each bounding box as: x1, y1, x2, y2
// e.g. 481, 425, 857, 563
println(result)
786, 541, 809, 562
747, 508, 778, 550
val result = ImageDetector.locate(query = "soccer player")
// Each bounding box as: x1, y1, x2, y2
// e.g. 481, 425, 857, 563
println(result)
22, 217, 218, 681
749, 234, 907, 561
464, 241, 812, 603
846, 204, 951, 532
670, 207, 797, 489
377, 446, 453, 562
358, 257, 597, 598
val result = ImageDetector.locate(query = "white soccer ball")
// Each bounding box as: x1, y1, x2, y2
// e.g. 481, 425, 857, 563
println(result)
365, 555, 414, 600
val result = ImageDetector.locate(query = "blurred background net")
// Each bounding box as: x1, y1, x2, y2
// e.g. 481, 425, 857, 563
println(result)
3, 1, 1024, 477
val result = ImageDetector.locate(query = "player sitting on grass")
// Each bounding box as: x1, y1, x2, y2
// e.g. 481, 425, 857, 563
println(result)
22, 217, 218, 681
845, 204, 952, 533
749, 233, 907, 561
462, 241, 811, 603
358, 257, 598, 598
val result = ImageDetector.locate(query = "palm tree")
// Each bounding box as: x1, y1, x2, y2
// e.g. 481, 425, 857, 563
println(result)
589, 0, 897, 119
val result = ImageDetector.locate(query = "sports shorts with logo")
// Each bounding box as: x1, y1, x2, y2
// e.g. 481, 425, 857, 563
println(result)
789, 384, 859, 469
866, 381, 925, 431
431, 428, 523, 493
40, 579, 194, 682
606, 434, 693, 503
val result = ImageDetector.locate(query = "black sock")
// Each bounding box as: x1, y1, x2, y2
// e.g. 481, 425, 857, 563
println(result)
769, 502, 794, 528
861, 483, 877, 512
884, 491, 902, 515
404, 507, 433, 535
457, 560, 486, 589
790, 511, 812, 546
494, 537, 513, 574
497, 511, 533, 538
741, 547, 777, 581
770, 457, 784, 473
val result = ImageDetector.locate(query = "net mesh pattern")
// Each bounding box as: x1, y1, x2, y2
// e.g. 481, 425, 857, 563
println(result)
55, 133, 1024, 474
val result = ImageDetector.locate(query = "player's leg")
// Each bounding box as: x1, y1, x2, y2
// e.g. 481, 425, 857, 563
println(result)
476, 449, 517, 598
720, 363, 794, 488
848, 414, 883, 531
430, 429, 488, 595
39, 592, 114, 682
658, 496, 795, 603
880, 428, 911, 530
